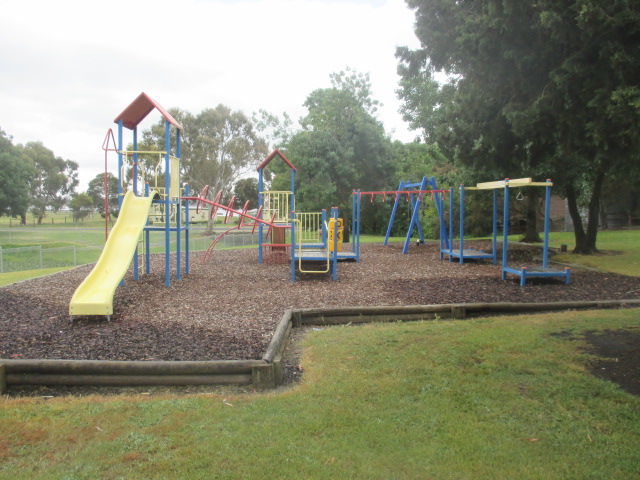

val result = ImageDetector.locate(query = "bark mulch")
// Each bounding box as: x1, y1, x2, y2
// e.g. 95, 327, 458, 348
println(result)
1, 242, 639, 393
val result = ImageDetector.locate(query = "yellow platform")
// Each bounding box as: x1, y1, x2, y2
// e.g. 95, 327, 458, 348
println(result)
69, 190, 156, 317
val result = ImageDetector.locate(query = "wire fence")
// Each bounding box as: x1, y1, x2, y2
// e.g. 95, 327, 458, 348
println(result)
0, 228, 264, 274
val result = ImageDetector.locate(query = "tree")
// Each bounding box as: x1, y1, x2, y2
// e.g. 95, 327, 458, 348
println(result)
69, 193, 94, 223
142, 105, 268, 196
141, 105, 268, 233
397, 0, 640, 253
17, 141, 78, 224
87, 172, 119, 220
233, 177, 259, 207
252, 109, 295, 151
280, 68, 393, 235
0, 128, 33, 220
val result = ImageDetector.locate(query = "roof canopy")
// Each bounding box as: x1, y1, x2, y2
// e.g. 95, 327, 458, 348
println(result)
256, 149, 297, 171
114, 92, 183, 131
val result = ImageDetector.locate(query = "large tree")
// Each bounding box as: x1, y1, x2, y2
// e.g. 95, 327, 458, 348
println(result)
69, 193, 94, 223
279, 69, 393, 231
18, 141, 78, 224
86, 172, 119, 221
142, 105, 268, 197
0, 129, 33, 220
397, 0, 640, 253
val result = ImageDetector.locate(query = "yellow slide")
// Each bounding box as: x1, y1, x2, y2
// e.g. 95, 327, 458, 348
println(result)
69, 190, 157, 317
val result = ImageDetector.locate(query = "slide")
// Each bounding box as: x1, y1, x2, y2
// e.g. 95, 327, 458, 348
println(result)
69, 190, 157, 317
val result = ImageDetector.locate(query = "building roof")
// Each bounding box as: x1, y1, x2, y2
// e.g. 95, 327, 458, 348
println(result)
114, 92, 183, 131
256, 149, 297, 171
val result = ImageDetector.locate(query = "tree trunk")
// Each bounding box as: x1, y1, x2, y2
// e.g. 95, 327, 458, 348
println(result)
566, 175, 603, 255
583, 168, 605, 253
205, 217, 215, 236
20, 214, 26, 225
566, 184, 588, 253
520, 190, 542, 243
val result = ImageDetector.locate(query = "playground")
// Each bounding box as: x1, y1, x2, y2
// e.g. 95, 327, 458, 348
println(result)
2, 93, 639, 394
2, 241, 639, 368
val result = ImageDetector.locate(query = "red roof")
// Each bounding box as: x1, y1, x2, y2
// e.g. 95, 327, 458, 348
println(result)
114, 92, 183, 131
256, 149, 297, 171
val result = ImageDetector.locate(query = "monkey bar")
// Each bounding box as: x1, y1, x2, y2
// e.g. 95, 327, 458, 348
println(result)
354, 176, 449, 255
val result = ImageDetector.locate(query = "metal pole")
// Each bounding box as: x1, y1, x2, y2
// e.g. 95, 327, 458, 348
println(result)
543, 180, 552, 268
459, 185, 465, 264
492, 189, 498, 264
502, 180, 510, 279
164, 120, 171, 287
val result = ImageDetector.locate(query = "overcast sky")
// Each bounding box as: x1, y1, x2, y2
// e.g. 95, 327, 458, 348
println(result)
0, 0, 421, 190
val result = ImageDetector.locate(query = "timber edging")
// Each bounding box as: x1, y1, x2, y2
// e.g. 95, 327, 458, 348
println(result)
2, 299, 639, 394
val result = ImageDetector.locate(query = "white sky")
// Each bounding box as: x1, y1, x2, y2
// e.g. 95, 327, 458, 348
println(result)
0, 0, 420, 190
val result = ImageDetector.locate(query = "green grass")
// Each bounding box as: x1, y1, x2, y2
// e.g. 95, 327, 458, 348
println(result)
549, 230, 640, 276
0, 267, 74, 287
1, 309, 639, 478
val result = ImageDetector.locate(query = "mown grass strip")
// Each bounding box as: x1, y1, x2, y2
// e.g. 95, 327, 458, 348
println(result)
1, 309, 638, 479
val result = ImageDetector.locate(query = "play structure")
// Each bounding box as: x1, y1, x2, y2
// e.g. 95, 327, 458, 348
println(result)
498, 178, 570, 286
438, 177, 570, 285
69, 93, 570, 320
71, 102, 356, 319
380, 176, 449, 254
188, 149, 356, 282
368, 176, 570, 286
440, 183, 499, 264
70, 93, 189, 318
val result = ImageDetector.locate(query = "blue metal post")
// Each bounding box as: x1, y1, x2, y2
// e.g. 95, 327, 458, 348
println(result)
502, 180, 510, 279
542, 180, 552, 268
290, 211, 296, 282
331, 207, 338, 281
133, 128, 139, 280
459, 185, 465, 264
132, 128, 138, 195
385, 181, 403, 245
185, 183, 190, 276
176, 130, 182, 279
492, 189, 498, 264
448, 187, 454, 261
258, 168, 264, 264
145, 183, 151, 275
164, 120, 171, 287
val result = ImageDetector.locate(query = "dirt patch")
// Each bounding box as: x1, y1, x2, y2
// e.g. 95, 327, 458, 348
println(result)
584, 329, 640, 396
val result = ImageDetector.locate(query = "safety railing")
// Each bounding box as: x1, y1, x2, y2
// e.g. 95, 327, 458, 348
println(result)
262, 191, 291, 224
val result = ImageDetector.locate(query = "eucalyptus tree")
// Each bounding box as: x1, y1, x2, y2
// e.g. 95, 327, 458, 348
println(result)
0, 129, 33, 221
18, 141, 78, 224
141, 105, 268, 233
141, 105, 268, 197
87, 172, 119, 221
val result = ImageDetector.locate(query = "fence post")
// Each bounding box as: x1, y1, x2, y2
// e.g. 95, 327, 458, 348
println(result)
39, 245, 43, 269
74, 245, 77, 266
0, 246, 3, 274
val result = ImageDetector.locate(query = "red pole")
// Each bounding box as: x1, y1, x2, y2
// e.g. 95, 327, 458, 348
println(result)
101, 129, 117, 242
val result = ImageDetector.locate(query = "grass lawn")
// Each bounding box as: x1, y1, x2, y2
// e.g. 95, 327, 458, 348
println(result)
0, 267, 75, 287
1, 309, 639, 478
549, 230, 640, 277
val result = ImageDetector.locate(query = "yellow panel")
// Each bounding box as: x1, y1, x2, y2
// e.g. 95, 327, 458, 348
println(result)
69, 191, 156, 316
475, 177, 532, 189
170, 156, 180, 199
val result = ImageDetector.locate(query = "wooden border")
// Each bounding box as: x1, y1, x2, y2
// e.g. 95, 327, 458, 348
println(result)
2, 300, 639, 393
